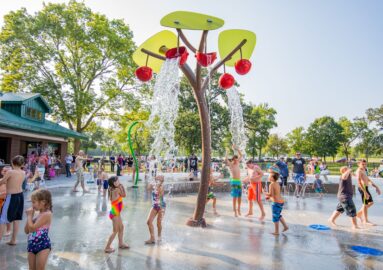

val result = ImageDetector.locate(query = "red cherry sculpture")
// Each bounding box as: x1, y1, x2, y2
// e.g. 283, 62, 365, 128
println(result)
165, 46, 189, 65
195, 51, 217, 67
234, 59, 252, 75
219, 73, 235, 89
135, 66, 153, 82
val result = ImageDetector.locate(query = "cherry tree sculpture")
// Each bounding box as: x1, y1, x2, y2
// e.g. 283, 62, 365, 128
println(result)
133, 11, 256, 227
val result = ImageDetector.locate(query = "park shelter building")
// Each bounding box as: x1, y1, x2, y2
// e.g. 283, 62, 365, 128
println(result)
0, 92, 86, 163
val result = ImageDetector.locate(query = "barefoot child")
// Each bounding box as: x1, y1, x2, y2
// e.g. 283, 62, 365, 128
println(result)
265, 166, 288, 235
24, 189, 52, 270
99, 167, 109, 197
312, 174, 324, 198
355, 159, 381, 225
0, 155, 26, 245
328, 167, 359, 229
96, 166, 102, 193
244, 159, 266, 220
206, 170, 223, 215
0, 166, 12, 237
105, 176, 129, 253
225, 145, 243, 217
145, 175, 166, 244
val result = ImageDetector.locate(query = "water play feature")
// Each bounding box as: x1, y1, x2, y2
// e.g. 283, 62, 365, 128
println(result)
132, 11, 256, 226
146, 58, 180, 158
226, 87, 247, 154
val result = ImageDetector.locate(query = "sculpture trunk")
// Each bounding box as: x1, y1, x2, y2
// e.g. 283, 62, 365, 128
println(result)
189, 87, 211, 226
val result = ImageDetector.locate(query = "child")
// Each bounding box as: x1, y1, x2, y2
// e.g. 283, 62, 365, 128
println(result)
0, 166, 12, 237
87, 163, 95, 184
265, 166, 288, 235
96, 166, 102, 193
100, 167, 109, 197
328, 167, 359, 229
312, 174, 324, 198
0, 155, 26, 245
145, 175, 166, 244
355, 159, 381, 225
24, 189, 52, 270
225, 145, 243, 217
244, 159, 266, 220
206, 170, 223, 215
105, 176, 129, 253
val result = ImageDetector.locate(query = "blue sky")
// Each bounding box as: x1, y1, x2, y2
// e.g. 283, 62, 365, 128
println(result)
1, 0, 382, 135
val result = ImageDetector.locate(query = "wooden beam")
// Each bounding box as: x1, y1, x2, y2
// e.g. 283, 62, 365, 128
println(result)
140, 48, 166, 61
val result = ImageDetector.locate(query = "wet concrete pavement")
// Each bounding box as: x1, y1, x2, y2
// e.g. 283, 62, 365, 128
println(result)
0, 175, 382, 270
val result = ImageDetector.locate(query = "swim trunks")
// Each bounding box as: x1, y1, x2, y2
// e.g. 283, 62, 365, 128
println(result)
230, 178, 242, 198
358, 187, 373, 205
293, 173, 305, 186
0, 192, 24, 224
279, 176, 288, 187
272, 202, 284, 223
247, 181, 262, 202
207, 186, 216, 199
336, 198, 356, 217
103, 180, 108, 190
315, 188, 323, 193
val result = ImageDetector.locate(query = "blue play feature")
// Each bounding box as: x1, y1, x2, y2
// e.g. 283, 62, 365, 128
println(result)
351, 246, 383, 256
308, 224, 331, 231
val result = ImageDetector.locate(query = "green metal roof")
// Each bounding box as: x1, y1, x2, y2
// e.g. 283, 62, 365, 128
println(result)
0, 93, 52, 113
0, 108, 87, 140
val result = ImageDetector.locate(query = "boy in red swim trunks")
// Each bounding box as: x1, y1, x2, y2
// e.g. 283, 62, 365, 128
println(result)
244, 159, 266, 220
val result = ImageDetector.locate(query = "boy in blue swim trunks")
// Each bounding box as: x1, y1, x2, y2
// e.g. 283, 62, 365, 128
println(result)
225, 145, 243, 217
265, 166, 288, 235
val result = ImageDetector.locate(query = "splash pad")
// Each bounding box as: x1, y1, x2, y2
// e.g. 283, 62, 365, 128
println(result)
132, 11, 256, 227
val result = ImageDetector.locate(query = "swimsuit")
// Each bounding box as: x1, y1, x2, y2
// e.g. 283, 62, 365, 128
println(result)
0, 192, 24, 224
247, 181, 262, 202
103, 180, 108, 190
27, 214, 51, 255
230, 178, 242, 198
109, 196, 123, 219
152, 188, 166, 211
271, 201, 284, 223
358, 186, 373, 205
293, 173, 305, 186
207, 186, 216, 199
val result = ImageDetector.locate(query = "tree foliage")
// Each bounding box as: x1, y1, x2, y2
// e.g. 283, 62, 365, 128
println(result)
286, 127, 309, 155
338, 117, 367, 160
265, 134, 289, 158
244, 103, 277, 159
306, 116, 344, 160
0, 0, 137, 151
366, 104, 383, 129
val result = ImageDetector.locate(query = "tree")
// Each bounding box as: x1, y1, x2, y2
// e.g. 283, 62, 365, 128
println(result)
0, 1, 137, 152
306, 116, 344, 161
338, 117, 368, 161
355, 128, 383, 161
286, 127, 309, 155
265, 134, 289, 158
366, 104, 383, 129
244, 103, 277, 159
175, 74, 230, 155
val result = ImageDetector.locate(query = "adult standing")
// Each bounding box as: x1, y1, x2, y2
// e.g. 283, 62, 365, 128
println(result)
65, 153, 73, 177
72, 150, 89, 193
117, 154, 123, 176
292, 152, 306, 198
276, 157, 289, 194
110, 155, 116, 172
189, 153, 198, 179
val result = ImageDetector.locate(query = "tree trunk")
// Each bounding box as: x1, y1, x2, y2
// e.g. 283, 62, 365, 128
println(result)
186, 88, 211, 227
258, 148, 262, 161
74, 138, 81, 154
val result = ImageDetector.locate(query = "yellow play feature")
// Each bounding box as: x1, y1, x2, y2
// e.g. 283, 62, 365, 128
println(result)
160, 11, 224, 31
218, 29, 256, 67
133, 30, 178, 73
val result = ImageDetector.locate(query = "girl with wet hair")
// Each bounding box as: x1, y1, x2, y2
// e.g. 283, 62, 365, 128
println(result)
24, 189, 53, 270
105, 176, 129, 253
